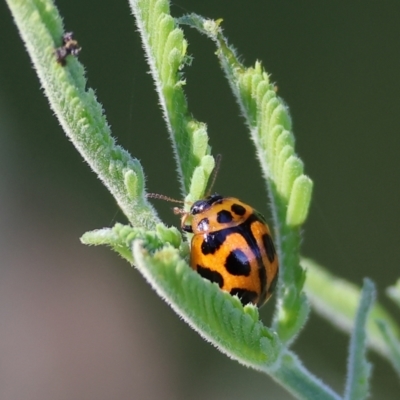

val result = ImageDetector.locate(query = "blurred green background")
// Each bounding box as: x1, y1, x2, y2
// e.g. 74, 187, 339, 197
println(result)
1, 1, 399, 399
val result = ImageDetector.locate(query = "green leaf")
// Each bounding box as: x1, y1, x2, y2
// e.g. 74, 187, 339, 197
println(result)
303, 258, 400, 362
386, 278, 400, 309
133, 239, 283, 368
375, 319, 400, 377
129, 0, 214, 197
81, 223, 183, 264
5, 0, 159, 229
344, 279, 375, 400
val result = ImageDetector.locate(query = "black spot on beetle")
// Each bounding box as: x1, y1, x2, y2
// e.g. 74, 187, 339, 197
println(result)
196, 265, 224, 288
231, 203, 246, 216
230, 288, 258, 306
217, 210, 233, 223
262, 233, 276, 263
199, 219, 249, 256
225, 249, 251, 276
201, 231, 226, 255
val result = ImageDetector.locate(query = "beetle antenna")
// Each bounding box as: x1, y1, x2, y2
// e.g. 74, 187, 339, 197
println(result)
173, 207, 186, 215
146, 193, 184, 204
206, 154, 222, 196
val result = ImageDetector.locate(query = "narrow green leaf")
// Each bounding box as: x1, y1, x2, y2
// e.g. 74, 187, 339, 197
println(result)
375, 320, 400, 377
386, 278, 400, 308
303, 258, 400, 360
129, 0, 214, 196
132, 240, 283, 368
344, 279, 375, 400
6, 0, 158, 229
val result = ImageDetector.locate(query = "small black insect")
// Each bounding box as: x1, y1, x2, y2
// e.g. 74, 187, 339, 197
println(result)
55, 32, 81, 66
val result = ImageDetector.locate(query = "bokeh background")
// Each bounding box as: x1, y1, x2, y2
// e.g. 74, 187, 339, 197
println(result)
1, 1, 400, 399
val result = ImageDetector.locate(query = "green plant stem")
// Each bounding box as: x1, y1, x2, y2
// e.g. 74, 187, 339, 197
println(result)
269, 351, 341, 400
